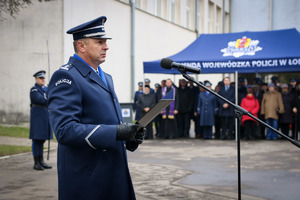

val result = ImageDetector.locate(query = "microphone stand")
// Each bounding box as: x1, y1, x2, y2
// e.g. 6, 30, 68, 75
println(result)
178, 69, 300, 200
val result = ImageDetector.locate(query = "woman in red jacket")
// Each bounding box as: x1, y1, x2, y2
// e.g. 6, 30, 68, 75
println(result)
241, 85, 260, 140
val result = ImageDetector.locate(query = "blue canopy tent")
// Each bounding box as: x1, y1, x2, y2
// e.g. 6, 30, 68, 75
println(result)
143, 28, 300, 140
143, 29, 300, 198
143, 28, 300, 74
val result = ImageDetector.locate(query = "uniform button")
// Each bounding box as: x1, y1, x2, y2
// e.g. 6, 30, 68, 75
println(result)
124, 144, 126, 147
114, 99, 116, 102
102, 149, 107, 152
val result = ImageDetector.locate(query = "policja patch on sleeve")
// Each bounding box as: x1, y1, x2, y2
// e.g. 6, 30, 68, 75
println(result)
55, 79, 72, 87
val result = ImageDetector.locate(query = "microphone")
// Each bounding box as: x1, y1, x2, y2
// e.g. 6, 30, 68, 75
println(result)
160, 58, 201, 74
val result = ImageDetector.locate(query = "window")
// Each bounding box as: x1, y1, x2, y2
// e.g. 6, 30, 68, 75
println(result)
216, 6, 221, 33
169, 0, 176, 23
155, 0, 162, 17
186, 0, 191, 28
208, 1, 214, 33
136, 0, 141, 8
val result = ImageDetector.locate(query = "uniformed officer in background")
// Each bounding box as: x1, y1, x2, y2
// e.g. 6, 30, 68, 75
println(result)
133, 81, 144, 121
30, 70, 52, 170
144, 78, 155, 94
48, 16, 145, 200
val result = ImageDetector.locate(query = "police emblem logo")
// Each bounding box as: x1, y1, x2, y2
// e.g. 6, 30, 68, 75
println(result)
221, 36, 262, 58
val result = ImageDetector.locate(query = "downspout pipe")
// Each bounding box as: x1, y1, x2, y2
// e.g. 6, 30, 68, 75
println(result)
195, 0, 199, 80
269, 0, 273, 30
195, 0, 199, 37
222, 0, 225, 33
130, 0, 135, 101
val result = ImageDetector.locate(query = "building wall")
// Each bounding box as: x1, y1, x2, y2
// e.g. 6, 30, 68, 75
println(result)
230, 0, 300, 32
0, 0, 63, 123
0, 0, 229, 123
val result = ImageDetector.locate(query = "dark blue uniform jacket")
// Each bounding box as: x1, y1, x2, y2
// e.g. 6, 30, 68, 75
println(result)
29, 83, 52, 140
197, 92, 218, 126
48, 57, 138, 200
218, 85, 235, 117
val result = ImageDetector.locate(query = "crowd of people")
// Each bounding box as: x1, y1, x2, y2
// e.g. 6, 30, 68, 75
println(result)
134, 76, 300, 141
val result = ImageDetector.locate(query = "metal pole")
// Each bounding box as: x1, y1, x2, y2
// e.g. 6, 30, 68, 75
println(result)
195, 0, 199, 37
131, 0, 136, 101
235, 71, 238, 141
235, 70, 241, 200
46, 40, 50, 160
222, 0, 225, 33
269, 0, 273, 30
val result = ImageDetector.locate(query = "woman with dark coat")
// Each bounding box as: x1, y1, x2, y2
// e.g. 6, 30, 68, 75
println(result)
241, 86, 260, 140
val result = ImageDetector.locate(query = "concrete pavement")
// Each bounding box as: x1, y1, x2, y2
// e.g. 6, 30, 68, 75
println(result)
0, 137, 300, 200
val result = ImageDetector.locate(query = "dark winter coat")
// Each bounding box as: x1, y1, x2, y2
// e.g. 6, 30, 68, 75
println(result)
197, 91, 217, 126
175, 87, 194, 113
29, 83, 52, 140
134, 90, 143, 120
292, 90, 300, 121
48, 57, 138, 200
137, 93, 156, 118
279, 92, 294, 124
218, 85, 235, 117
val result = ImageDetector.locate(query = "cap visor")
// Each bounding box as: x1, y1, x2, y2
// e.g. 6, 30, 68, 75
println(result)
90, 35, 112, 39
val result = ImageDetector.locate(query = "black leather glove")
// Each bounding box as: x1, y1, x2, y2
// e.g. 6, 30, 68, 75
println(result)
116, 123, 146, 144
116, 123, 138, 141
134, 127, 146, 144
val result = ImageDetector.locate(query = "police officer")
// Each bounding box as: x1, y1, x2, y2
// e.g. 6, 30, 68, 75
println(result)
30, 70, 52, 170
133, 81, 143, 121
48, 16, 145, 200
144, 78, 155, 94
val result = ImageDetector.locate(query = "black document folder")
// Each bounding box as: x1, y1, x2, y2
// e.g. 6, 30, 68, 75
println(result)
136, 89, 175, 127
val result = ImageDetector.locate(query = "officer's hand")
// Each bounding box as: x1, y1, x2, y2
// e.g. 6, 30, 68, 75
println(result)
116, 123, 139, 142
134, 127, 146, 144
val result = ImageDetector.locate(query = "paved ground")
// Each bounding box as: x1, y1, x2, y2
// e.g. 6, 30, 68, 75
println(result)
0, 136, 300, 200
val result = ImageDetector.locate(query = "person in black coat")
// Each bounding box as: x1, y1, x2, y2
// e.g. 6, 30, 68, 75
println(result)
256, 83, 268, 139
292, 82, 300, 140
137, 85, 156, 139
175, 79, 194, 138
279, 84, 294, 137
218, 77, 235, 140
134, 82, 144, 121
154, 83, 162, 136
30, 70, 52, 170
189, 80, 200, 137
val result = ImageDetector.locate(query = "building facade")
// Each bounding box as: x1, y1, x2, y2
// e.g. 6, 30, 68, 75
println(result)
0, 0, 230, 123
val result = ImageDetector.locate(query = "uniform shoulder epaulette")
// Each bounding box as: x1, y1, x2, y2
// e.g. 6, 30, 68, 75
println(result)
60, 64, 73, 71
31, 88, 38, 92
